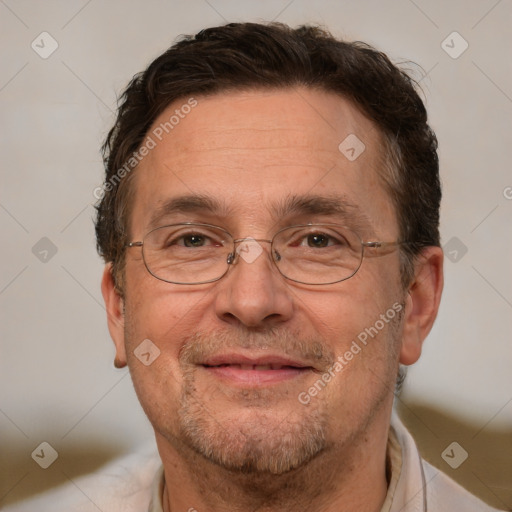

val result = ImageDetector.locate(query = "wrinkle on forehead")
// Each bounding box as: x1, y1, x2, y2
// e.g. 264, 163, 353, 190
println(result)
131, 88, 396, 240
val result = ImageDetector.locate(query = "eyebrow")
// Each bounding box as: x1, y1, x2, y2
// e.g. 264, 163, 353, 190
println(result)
148, 194, 233, 230
273, 194, 374, 233
147, 193, 373, 233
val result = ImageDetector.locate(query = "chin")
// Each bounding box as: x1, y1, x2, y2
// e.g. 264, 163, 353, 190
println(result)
176, 400, 329, 475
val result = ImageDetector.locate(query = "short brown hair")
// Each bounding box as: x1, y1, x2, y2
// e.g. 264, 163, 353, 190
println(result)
95, 22, 440, 290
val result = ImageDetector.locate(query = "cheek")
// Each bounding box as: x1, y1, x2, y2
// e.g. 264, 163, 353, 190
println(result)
123, 261, 214, 346
304, 274, 399, 345
301, 277, 403, 399
122, 291, 194, 428
307, 294, 402, 420
123, 291, 207, 361
121, 279, 222, 413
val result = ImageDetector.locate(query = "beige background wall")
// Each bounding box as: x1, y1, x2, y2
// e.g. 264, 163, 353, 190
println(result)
1, 0, 511, 508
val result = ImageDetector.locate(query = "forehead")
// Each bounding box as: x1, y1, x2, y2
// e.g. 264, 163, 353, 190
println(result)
130, 88, 397, 237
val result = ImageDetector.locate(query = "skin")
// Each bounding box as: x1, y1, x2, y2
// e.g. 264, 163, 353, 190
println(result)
102, 88, 443, 512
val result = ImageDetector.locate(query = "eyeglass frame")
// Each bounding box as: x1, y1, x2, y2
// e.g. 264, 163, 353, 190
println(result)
125, 222, 406, 286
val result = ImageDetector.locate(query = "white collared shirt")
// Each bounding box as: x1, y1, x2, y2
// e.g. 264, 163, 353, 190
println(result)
4, 414, 504, 511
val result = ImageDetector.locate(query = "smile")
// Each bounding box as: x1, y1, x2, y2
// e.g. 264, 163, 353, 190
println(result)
200, 355, 314, 385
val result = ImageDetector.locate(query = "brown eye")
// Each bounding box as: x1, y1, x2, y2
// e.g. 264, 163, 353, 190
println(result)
182, 234, 207, 247
306, 234, 330, 248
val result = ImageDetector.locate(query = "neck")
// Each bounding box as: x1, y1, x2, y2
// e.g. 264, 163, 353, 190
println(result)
156, 409, 391, 512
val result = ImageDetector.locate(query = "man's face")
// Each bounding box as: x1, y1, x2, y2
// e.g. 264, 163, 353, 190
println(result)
118, 88, 406, 474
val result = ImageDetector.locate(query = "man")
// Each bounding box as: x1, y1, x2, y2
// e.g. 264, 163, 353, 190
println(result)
8, 22, 504, 512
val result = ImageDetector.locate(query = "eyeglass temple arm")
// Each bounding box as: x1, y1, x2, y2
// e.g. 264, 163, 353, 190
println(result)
362, 241, 406, 258
363, 241, 403, 249
125, 241, 143, 248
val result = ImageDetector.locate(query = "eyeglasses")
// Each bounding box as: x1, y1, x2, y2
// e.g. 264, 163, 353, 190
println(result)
125, 222, 403, 286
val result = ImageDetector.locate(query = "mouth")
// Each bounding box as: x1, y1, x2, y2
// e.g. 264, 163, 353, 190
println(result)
200, 354, 315, 385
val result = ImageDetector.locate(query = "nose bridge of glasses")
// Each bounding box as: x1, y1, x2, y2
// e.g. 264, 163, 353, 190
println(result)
232, 237, 272, 244
227, 237, 276, 266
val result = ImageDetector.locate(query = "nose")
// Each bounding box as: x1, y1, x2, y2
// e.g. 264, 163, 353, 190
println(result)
213, 238, 294, 329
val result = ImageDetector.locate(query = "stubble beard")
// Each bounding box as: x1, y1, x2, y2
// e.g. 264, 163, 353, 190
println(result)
178, 376, 329, 475
128, 305, 404, 479
176, 330, 333, 475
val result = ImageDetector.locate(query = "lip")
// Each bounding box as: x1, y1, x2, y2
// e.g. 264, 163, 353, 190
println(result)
202, 352, 312, 369
200, 352, 315, 386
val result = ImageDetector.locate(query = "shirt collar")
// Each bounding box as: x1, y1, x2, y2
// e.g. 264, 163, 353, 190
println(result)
148, 465, 164, 512
387, 411, 427, 512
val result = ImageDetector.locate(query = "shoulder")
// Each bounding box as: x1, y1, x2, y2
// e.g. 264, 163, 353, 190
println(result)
390, 413, 506, 512
3, 442, 161, 512
422, 459, 505, 512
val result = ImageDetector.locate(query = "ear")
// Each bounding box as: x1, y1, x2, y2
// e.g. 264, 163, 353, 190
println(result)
101, 264, 127, 368
400, 246, 444, 365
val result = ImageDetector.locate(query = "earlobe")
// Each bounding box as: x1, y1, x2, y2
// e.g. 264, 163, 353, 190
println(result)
101, 264, 127, 368
399, 246, 444, 366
